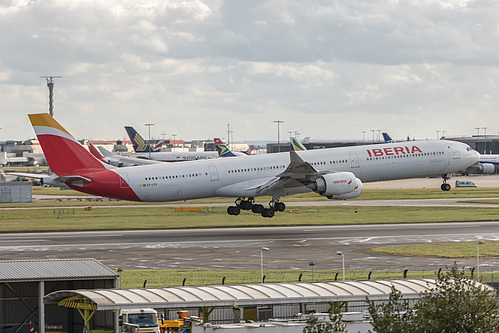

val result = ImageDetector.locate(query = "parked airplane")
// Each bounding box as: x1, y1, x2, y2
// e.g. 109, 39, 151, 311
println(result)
125, 126, 219, 161
95, 145, 161, 167
29, 113, 479, 217
90, 137, 242, 167
463, 154, 499, 174
214, 138, 245, 157
125, 126, 163, 153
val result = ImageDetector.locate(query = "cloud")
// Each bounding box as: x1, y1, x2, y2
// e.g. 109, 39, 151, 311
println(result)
1, 0, 499, 142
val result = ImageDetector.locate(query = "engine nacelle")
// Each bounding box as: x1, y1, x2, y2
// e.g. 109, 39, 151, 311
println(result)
465, 162, 495, 174
327, 179, 363, 200
310, 172, 361, 198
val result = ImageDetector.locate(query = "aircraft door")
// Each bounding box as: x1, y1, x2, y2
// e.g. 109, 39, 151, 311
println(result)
209, 166, 219, 181
451, 144, 460, 159
349, 153, 360, 168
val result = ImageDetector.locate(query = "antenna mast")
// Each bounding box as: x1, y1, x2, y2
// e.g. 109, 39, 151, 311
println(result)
40, 75, 62, 116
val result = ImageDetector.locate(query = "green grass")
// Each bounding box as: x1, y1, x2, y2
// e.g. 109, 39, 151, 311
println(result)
29, 186, 499, 200
370, 241, 499, 258
1, 206, 499, 232
119, 268, 498, 288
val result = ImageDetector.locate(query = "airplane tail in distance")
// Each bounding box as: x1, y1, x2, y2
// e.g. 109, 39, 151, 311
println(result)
245, 145, 254, 155
29, 114, 106, 175
88, 142, 105, 161
382, 133, 395, 143
214, 138, 238, 157
291, 137, 307, 151
125, 126, 157, 153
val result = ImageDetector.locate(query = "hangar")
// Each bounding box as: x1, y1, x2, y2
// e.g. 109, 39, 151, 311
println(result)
45, 278, 451, 332
0, 259, 117, 333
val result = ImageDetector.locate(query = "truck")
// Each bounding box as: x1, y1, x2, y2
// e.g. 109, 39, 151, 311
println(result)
120, 308, 160, 333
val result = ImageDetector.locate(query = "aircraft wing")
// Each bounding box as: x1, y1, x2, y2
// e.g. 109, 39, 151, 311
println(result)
247, 151, 322, 195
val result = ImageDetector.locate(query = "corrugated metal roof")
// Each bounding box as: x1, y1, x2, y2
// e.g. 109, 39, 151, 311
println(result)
45, 279, 446, 311
0, 259, 118, 282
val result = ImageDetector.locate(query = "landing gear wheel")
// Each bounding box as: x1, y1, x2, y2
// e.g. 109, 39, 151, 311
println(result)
251, 204, 264, 214
227, 206, 241, 215
274, 202, 286, 212
261, 208, 275, 218
239, 200, 253, 210
441, 183, 451, 191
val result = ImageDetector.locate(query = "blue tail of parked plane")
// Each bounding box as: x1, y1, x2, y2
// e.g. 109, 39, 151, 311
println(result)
125, 126, 161, 153
382, 133, 395, 143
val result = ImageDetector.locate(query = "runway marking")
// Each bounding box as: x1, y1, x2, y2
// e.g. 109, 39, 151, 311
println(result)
2, 232, 499, 250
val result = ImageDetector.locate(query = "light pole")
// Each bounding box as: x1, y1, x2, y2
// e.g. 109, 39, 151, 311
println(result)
117, 267, 123, 289
475, 127, 480, 152
336, 251, 345, 281
145, 123, 154, 159
274, 120, 284, 153
309, 261, 315, 282
171, 133, 177, 152
261, 247, 270, 283
477, 241, 485, 280
483, 127, 487, 154
371, 130, 375, 143
436, 131, 440, 140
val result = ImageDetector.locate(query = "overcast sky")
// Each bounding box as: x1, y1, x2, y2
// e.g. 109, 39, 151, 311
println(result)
2, 0, 499, 143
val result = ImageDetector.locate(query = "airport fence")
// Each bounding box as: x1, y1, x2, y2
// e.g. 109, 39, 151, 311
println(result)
121, 266, 499, 289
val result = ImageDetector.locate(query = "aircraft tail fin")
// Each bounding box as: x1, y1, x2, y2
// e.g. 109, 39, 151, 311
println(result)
214, 138, 237, 157
382, 132, 395, 143
29, 114, 106, 175
245, 145, 254, 155
125, 126, 156, 153
291, 137, 307, 151
88, 142, 105, 161
97, 146, 114, 157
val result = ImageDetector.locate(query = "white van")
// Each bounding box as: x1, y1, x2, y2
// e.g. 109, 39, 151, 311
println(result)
455, 180, 477, 188
120, 309, 160, 333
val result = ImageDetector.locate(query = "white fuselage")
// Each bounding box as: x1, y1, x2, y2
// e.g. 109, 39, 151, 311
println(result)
133, 151, 219, 162
110, 140, 479, 202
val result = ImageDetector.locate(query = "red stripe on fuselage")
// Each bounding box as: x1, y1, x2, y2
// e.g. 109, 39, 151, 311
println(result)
64, 169, 141, 201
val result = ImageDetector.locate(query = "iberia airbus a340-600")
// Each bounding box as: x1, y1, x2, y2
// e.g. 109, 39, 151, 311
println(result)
29, 113, 479, 218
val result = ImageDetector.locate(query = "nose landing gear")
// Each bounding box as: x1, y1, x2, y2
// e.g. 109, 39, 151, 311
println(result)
441, 174, 451, 191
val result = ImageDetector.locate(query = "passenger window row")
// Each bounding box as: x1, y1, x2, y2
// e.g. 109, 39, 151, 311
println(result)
144, 173, 206, 181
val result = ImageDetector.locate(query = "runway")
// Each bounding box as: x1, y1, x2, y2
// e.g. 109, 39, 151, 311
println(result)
2, 222, 499, 271
5, 175, 499, 272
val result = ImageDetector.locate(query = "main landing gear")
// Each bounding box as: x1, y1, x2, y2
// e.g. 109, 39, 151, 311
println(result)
441, 174, 451, 191
227, 197, 286, 218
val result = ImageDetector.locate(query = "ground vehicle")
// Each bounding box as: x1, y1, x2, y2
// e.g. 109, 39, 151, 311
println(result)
158, 311, 189, 332
120, 309, 160, 333
455, 180, 477, 187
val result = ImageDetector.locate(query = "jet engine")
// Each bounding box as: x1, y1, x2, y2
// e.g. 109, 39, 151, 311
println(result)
465, 162, 495, 174
308, 172, 362, 199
